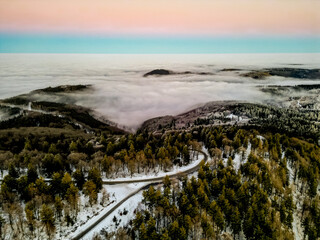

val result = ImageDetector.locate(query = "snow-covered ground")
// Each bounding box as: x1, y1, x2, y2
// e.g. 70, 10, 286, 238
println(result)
226, 113, 242, 122
292, 210, 304, 240
0, 148, 208, 240
66, 182, 149, 240
256, 135, 265, 141
201, 145, 210, 158
291, 180, 305, 240
66, 147, 208, 239
222, 142, 251, 171
81, 147, 209, 239
232, 153, 242, 171
0, 170, 8, 179
84, 191, 144, 240
284, 151, 295, 185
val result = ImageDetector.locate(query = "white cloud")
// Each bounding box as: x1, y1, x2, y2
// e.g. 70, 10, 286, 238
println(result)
0, 53, 319, 129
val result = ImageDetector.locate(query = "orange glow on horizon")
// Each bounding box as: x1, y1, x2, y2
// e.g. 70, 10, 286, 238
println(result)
0, 0, 319, 36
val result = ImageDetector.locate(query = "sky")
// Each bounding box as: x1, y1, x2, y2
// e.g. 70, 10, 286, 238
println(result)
0, 0, 319, 53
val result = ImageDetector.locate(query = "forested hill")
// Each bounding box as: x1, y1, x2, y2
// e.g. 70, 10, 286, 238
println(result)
0, 85, 125, 135
140, 101, 320, 143
0, 85, 319, 240
109, 127, 320, 240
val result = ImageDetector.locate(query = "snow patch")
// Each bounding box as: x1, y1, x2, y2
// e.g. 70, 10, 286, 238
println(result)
84, 191, 144, 240
67, 182, 148, 239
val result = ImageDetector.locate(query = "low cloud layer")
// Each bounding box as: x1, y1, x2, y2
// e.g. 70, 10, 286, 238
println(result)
1, 54, 319, 129
89, 77, 264, 128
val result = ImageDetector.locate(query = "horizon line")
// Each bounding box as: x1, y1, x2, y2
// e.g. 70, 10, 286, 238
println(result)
1, 34, 319, 54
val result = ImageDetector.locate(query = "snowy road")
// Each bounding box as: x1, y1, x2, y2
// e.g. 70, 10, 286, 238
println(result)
102, 151, 207, 184
70, 150, 208, 240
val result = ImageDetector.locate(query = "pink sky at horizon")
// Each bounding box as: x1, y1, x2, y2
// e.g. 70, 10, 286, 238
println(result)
0, 0, 319, 37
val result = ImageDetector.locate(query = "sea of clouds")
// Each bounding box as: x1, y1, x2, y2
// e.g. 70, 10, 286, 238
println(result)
0, 53, 319, 129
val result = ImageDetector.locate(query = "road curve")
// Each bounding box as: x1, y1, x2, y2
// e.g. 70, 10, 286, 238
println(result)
102, 150, 208, 185
0, 151, 208, 184
70, 181, 161, 240
71, 150, 208, 240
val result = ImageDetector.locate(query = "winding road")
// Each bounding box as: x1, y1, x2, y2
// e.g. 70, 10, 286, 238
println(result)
0, 132, 208, 240
71, 150, 208, 240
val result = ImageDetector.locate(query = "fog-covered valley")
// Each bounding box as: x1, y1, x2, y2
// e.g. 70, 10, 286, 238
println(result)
1, 54, 320, 240
1, 53, 319, 129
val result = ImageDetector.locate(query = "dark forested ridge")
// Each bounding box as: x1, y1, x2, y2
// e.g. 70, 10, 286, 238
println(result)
0, 85, 319, 240
102, 127, 320, 240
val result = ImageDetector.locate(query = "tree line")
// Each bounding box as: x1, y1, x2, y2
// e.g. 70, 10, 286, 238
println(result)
106, 126, 319, 240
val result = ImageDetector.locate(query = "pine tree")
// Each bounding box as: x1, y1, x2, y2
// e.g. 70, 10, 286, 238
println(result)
139, 223, 148, 240
128, 160, 135, 177
169, 220, 180, 239
83, 180, 97, 206
25, 202, 35, 233
65, 183, 79, 217
183, 214, 193, 235
280, 201, 287, 224
40, 204, 55, 239
227, 156, 233, 167
230, 207, 241, 238
48, 143, 58, 154
160, 230, 170, 240
8, 163, 19, 179
24, 138, 32, 151
106, 142, 114, 155
27, 164, 38, 184
88, 167, 102, 190
51, 172, 62, 195
73, 169, 85, 190
35, 177, 49, 195
201, 214, 214, 239
182, 145, 190, 164
129, 143, 136, 158
243, 206, 254, 239
163, 175, 171, 188
61, 172, 72, 196
144, 144, 153, 159
133, 212, 144, 231
54, 196, 63, 220
146, 217, 157, 237
69, 141, 78, 152
102, 155, 113, 177
198, 166, 206, 180
17, 175, 29, 200
209, 201, 225, 235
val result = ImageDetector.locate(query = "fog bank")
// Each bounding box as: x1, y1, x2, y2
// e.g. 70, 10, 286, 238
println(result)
0, 54, 319, 128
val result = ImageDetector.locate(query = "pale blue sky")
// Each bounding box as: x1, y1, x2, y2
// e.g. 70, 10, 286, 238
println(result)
0, 34, 319, 53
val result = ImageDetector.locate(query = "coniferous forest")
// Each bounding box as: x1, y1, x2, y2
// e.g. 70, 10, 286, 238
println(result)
0, 82, 320, 240
0, 107, 319, 239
